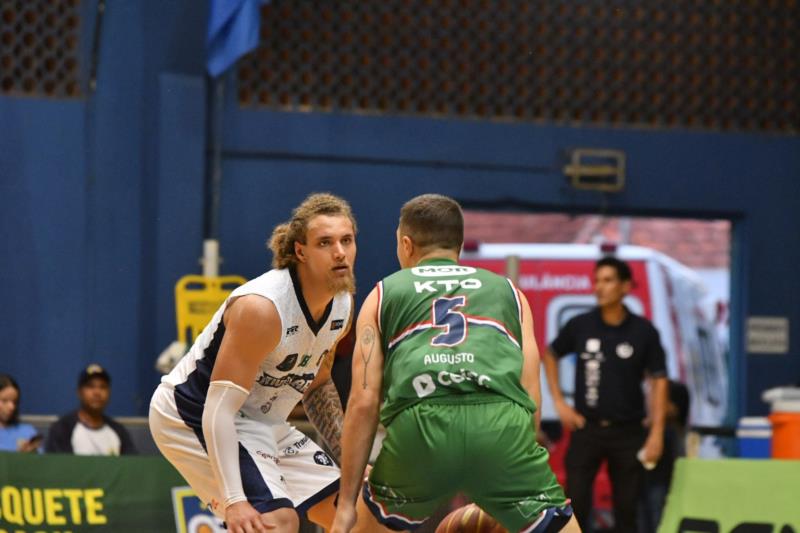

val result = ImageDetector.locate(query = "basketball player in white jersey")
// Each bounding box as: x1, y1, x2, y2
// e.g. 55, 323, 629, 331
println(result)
150, 193, 358, 533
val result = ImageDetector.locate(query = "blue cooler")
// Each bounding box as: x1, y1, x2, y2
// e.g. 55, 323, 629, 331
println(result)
736, 417, 772, 458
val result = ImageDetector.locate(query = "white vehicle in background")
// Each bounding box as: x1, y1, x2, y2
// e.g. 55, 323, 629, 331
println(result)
461, 243, 729, 429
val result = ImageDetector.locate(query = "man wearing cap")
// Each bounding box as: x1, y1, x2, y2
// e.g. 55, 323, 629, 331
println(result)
45, 364, 136, 455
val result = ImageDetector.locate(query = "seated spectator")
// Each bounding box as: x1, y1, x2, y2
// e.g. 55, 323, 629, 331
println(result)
0, 374, 42, 452
45, 364, 136, 455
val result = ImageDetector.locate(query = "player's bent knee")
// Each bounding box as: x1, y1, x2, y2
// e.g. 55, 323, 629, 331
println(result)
262, 507, 300, 532
306, 491, 337, 528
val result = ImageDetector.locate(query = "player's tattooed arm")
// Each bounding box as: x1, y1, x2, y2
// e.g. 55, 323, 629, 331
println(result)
303, 381, 343, 463
335, 288, 383, 515
303, 353, 344, 463
360, 325, 376, 389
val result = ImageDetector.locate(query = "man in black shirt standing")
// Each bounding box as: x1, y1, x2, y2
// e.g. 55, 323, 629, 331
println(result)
543, 257, 667, 533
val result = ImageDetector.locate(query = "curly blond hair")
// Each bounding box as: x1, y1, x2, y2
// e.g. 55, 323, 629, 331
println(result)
268, 193, 357, 269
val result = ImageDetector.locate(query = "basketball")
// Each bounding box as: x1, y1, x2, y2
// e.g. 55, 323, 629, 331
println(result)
435, 503, 508, 533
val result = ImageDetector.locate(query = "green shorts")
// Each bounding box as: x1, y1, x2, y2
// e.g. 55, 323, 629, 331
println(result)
362, 397, 569, 531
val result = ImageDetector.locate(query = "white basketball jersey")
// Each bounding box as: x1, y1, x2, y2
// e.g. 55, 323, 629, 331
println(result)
162, 268, 352, 425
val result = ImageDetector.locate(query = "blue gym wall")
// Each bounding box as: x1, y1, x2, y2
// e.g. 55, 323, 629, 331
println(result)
1, 1, 798, 418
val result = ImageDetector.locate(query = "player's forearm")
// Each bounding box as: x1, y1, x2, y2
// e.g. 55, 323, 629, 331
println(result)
337, 397, 380, 508
303, 379, 344, 463
648, 377, 668, 435
541, 349, 565, 405
521, 358, 543, 430
531, 373, 542, 431
202, 380, 249, 507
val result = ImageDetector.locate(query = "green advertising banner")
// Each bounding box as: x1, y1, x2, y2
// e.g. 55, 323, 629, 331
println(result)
0, 452, 223, 533
659, 458, 800, 533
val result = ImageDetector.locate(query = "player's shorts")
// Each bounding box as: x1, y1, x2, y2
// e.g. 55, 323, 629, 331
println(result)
363, 395, 571, 532
149, 384, 339, 518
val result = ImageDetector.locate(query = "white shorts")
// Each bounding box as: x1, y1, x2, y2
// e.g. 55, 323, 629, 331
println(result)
149, 384, 339, 518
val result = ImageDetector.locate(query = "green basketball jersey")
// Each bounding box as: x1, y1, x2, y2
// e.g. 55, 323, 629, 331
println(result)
377, 257, 536, 425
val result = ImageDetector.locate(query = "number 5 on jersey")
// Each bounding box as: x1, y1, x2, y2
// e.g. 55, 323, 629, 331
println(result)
431, 296, 467, 347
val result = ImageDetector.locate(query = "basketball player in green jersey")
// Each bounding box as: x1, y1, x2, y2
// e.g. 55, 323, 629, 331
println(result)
332, 194, 580, 533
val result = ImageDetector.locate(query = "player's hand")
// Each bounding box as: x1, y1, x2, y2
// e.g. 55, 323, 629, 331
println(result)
555, 401, 586, 431
17, 437, 41, 453
330, 503, 357, 533
641, 432, 664, 464
224, 501, 276, 532
18, 441, 39, 453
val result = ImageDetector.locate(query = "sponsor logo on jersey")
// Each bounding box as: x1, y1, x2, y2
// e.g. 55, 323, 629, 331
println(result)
423, 352, 475, 365
256, 371, 316, 393
276, 353, 298, 371
256, 450, 279, 463
586, 338, 601, 353
286, 325, 300, 336
282, 435, 309, 456
411, 265, 477, 277
413, 278, 482, 293
585, 357, 602, 407
436, 368, 492, 388
411, 374, 437, 398
580, 350, 605, 362
514, 495, 553, 518
411, 369, 492, 398
331, 319, 345, 330
260, 393, 279, 414
616, 342, 634, 359
314, 451, 334, 466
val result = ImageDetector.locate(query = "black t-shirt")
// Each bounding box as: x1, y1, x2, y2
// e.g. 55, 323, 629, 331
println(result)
549, 306, 667, 423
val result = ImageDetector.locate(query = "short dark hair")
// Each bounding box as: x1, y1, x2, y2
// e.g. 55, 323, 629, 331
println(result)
399, 194, 463, 251
594, 256, 632, 282
0, 374, 21, 426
